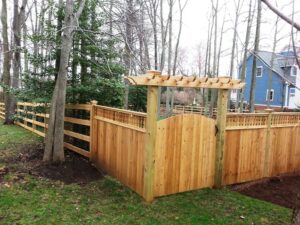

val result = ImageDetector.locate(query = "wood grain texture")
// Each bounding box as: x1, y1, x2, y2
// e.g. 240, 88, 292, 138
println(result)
91, 108, 146, 196
154, 114, 216, 197
223, 129, 267, 185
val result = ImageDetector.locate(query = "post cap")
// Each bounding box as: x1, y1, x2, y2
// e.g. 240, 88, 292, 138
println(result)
264, 108, 274, 113
90, 100, 98, 105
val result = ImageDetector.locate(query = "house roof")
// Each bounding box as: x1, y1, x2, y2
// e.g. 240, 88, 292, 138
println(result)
251, 50, 298, 86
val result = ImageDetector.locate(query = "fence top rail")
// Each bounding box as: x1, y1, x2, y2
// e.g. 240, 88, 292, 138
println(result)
95, 105, 147, 117
227, 113, 269, 117
16, 102, 93, 111
227, 112, 300, 117
273, 112, 300, 116
17, 102, 48, 107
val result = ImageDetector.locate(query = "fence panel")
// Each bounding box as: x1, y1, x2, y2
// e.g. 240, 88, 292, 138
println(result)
269, 126, 300, 176
224, 112, 300, 185
14, 102, 92, 158
91, 106, 146, 195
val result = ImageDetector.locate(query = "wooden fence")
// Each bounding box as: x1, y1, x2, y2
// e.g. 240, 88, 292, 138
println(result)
0, 102, 93, 157
224, 112, 300, 185
91, 105, 147, 195
1, 102, 300, 201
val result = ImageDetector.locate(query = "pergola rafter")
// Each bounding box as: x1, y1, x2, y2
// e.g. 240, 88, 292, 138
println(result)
125, 70, 245, 89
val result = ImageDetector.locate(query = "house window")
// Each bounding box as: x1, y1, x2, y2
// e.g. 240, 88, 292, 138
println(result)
266, 89, 274, 101
291, 66, 297, 76
256, 66, 263, 77
290, 88, 296, 97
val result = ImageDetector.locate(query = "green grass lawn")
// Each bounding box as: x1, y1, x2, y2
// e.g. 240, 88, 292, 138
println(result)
0, 120, 292, 225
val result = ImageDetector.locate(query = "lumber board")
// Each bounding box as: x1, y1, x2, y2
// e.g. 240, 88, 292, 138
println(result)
94, 116, 146, 133
64, 130, 90, 142
64, 142, 90, 158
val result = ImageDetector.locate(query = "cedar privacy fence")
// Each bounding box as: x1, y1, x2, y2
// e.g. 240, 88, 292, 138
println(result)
0, 70, 300, 202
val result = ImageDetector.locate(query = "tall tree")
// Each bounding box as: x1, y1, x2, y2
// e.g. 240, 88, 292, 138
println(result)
54, 0, 64, 81
172, 0, 188, 75
1, 0, 13, 124
267, 16, 279, 108
209, 0, 219, 117
239, 0, 254, 112
249, 0, 262, 112
229, 0, 242, 78
12, 0, 28, 114
43, 0, 86, 162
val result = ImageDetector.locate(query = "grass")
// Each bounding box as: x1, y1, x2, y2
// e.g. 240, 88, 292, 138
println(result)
0, 120, 292, 225
0, 122, 41, 151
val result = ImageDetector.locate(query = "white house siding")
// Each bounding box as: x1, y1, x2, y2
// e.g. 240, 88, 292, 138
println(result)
289, 64, 300, 109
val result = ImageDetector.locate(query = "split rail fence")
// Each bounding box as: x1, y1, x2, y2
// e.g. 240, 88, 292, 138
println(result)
1, 102, 300, 201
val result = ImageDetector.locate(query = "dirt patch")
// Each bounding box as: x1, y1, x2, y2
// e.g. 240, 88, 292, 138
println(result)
4, 144, 103, 185
0, 166, 9, 183
232, 174, 300, 209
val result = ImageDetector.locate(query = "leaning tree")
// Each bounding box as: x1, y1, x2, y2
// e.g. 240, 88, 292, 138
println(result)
43, 0, 86, 162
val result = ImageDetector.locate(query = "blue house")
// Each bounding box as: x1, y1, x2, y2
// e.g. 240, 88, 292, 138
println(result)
238, 47, 300, 109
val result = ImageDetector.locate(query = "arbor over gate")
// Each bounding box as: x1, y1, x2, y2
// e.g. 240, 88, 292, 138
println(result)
121, 70, 245, 202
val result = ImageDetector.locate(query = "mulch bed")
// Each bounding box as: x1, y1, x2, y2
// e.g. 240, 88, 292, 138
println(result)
231, 174, 300, 209
0, 144, 103, 185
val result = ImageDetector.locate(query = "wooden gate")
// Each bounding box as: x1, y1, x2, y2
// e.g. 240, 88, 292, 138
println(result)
154, 114, 216, 197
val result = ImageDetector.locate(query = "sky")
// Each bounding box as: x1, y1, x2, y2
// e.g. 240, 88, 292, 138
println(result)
178, 0, 300, 76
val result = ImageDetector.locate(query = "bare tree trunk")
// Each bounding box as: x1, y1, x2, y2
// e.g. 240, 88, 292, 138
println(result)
209, 0, 219, 117
217, 16, 225, 76
292, 195, 300, 225
54, 0, 64, 81
267, 16, 279, 108
1, 0, 13, 124
172, 0, 188, 75
43, 0, 86, 162
166, 0, 174, 113
229, 0, 241, 78
239, 0, 253, 112
12, 0, 28, 115
159, 0, 169, 71
249, 0, 262, 112
152, 0, 158, 70
291, 0, 300, 69
123, 0, 134, 109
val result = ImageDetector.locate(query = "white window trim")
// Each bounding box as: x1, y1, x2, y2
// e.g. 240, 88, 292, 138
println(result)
290, 88, 296, 97
266, 89, 274, 102
256, 66, 263, 77
291, 66, 297, 77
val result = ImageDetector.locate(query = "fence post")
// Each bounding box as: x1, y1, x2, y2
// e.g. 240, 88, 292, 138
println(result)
32, 103, 37, 131
263, 109, 273, 177
214, 89, 229, 188
24, 104, 28, 127
90, 100, 98, 161
143, 71, 160, 202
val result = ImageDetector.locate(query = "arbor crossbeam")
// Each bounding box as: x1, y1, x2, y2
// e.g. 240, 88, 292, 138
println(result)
125, 71, 245, 89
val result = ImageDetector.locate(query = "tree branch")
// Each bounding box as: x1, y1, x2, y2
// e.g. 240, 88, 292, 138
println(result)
261, 0, 300, 31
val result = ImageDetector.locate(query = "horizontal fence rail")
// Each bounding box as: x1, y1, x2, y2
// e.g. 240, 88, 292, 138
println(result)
0, 102, 4, 119
1, 102, 93, 158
